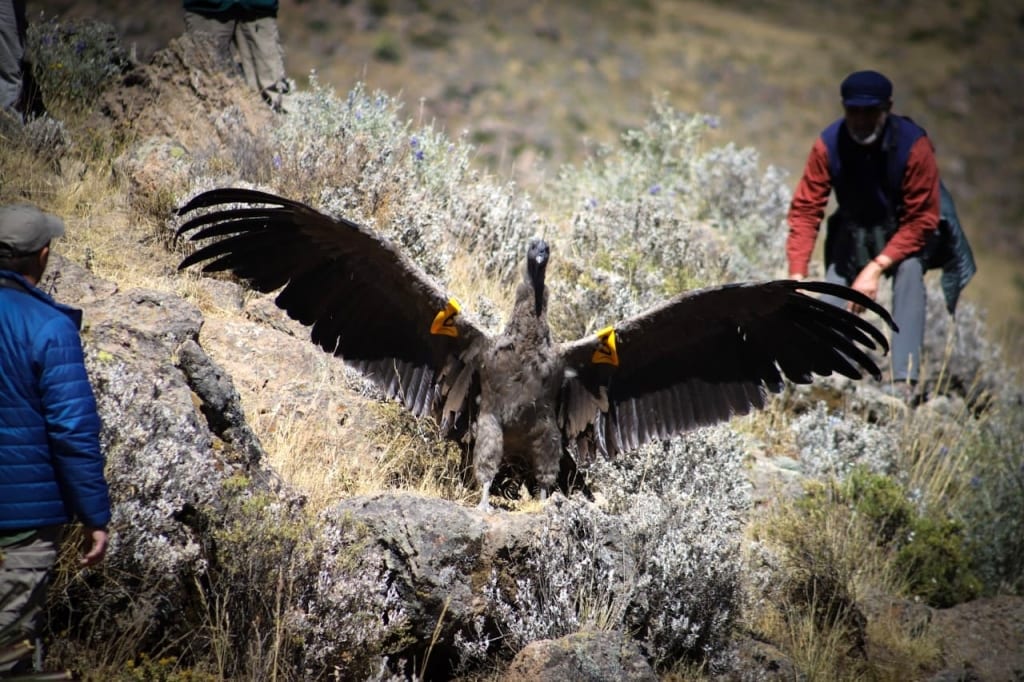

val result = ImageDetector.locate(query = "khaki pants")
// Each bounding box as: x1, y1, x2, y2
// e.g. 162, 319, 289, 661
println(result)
184, 9, 291, 111
0, 526, 61, 674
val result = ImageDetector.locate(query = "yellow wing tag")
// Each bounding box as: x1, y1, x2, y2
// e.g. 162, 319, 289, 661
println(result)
592, 326, 619, 366
430, 298, 461, 337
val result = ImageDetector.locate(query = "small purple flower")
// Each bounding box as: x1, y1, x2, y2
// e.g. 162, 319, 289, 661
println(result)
703, 115, 720, 129
75, 40, 87, 55
410, 136, 419, 149
970, 475, 982, 489
585, 197, 598, 210
649, 184, 661, 196
272, 154, 282, 170
414, 149, 425, 161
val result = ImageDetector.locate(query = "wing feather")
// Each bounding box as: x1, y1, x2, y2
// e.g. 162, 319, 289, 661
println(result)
559, 279, 896, 458
177, 187, 487, 427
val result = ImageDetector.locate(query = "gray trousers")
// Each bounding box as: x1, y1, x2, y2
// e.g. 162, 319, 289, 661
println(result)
821, 258, 925, 383
0, 526, 62, 673
0, 0, 26, 116
184, 10, 290, 111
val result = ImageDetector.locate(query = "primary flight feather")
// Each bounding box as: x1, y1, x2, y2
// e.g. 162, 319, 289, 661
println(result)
177, 188, 896, 509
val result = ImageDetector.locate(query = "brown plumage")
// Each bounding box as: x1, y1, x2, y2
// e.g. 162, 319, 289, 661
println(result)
177, 188, 897, 509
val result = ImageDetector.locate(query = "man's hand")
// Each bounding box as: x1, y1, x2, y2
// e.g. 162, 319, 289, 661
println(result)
81, 526, 109, 567
848, 258, 889, 313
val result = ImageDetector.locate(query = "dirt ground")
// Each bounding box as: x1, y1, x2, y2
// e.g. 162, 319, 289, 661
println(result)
33, 0, 1024, 359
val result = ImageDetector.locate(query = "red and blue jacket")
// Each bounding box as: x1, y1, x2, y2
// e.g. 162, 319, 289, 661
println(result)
0, 271, 110, 532
786, 114, 940, 277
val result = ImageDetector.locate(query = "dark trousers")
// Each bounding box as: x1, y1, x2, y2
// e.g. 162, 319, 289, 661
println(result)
821, 258, 925, 383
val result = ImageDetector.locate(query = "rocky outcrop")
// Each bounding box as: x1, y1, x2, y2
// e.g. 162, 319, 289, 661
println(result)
95, 33, 274, 198
38, 255, 657, 679
501, 631, 657, 682
929, 596, 1024, 681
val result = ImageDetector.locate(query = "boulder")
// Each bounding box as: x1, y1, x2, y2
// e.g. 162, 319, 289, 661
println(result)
501, 631, 657, 682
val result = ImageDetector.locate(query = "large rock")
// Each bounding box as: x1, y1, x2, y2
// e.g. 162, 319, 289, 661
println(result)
95, 33, 274, 197
929, 596, 1024, 681
501, 631, 657, 682
40, 257, 274, 657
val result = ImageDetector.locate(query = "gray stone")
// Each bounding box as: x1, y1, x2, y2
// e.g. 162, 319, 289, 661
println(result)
501, 630, 657, 682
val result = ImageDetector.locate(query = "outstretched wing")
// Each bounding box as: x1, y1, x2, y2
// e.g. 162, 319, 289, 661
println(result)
558, 280, 897, 459
176, 188, 486, 423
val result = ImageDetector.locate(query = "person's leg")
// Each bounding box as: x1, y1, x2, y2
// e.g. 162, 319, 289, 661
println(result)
890, 256, 925, 384
184, 10, 238, 74
0, 526, 62, 674
819, 262, 852, 306
235, 14, 289, 110
0, 0, 26, 117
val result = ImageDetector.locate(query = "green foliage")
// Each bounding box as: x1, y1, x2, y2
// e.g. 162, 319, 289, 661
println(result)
108, 654, 218, 682
373, 32, 403, 62
797, 467, 981, 608
841, 467, 914, 545
949, 401, 1024, 593
894, 517, 982, 608
26, 17, 131, 117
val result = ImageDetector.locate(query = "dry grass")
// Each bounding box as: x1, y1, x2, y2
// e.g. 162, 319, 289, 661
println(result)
746, 479, 942, 679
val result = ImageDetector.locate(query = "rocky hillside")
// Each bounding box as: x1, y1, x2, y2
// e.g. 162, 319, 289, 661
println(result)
3, 5, 1023, 680
34, 0, 1024, 360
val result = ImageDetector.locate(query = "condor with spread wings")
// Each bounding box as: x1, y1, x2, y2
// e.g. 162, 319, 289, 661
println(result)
177, 188, 896, 509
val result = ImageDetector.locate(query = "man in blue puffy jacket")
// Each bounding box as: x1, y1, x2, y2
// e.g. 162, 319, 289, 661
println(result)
0, 203, 110, 674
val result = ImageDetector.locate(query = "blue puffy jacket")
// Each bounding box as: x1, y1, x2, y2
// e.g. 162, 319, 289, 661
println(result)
0, 271, 110, 531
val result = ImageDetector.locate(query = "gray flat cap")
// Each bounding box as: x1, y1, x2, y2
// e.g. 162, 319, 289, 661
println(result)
0, 203, 66, 255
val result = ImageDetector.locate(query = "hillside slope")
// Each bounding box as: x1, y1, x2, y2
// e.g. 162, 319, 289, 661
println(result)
31, 0, 1023, 346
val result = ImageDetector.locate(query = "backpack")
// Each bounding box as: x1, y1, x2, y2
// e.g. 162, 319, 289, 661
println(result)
823, 116, 976, 314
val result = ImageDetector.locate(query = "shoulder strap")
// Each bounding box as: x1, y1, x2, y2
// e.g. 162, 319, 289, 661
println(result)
885, 116, 928, 215
821, 119, 844, 182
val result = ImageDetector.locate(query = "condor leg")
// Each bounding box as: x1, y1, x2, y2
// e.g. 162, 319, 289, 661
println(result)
474, 412, 503, 511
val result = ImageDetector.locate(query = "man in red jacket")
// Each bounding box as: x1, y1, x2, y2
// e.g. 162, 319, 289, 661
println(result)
786, 70, 939, 399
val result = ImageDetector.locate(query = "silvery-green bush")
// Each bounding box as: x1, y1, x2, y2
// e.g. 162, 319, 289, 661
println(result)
27, 17, 131, 115
547, 95, 789, 282
480, 426, 750, 671
792, 402, 899, 479
950, 396, 1024, 593
264, 79, 542, 284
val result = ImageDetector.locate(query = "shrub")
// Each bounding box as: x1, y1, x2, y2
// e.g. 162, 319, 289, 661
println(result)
547, 94, 789, 280
952, 397, 1024, 593
26, 17, 131, 117
894, 516, 981, 608
840, 466, 914, 545
482, 426, 750, 672
791, 402, 900, 479
261, 79, 541, 285
792, 467, 981, 608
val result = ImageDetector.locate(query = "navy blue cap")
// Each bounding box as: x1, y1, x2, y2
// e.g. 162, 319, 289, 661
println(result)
840, 70, 893, 107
